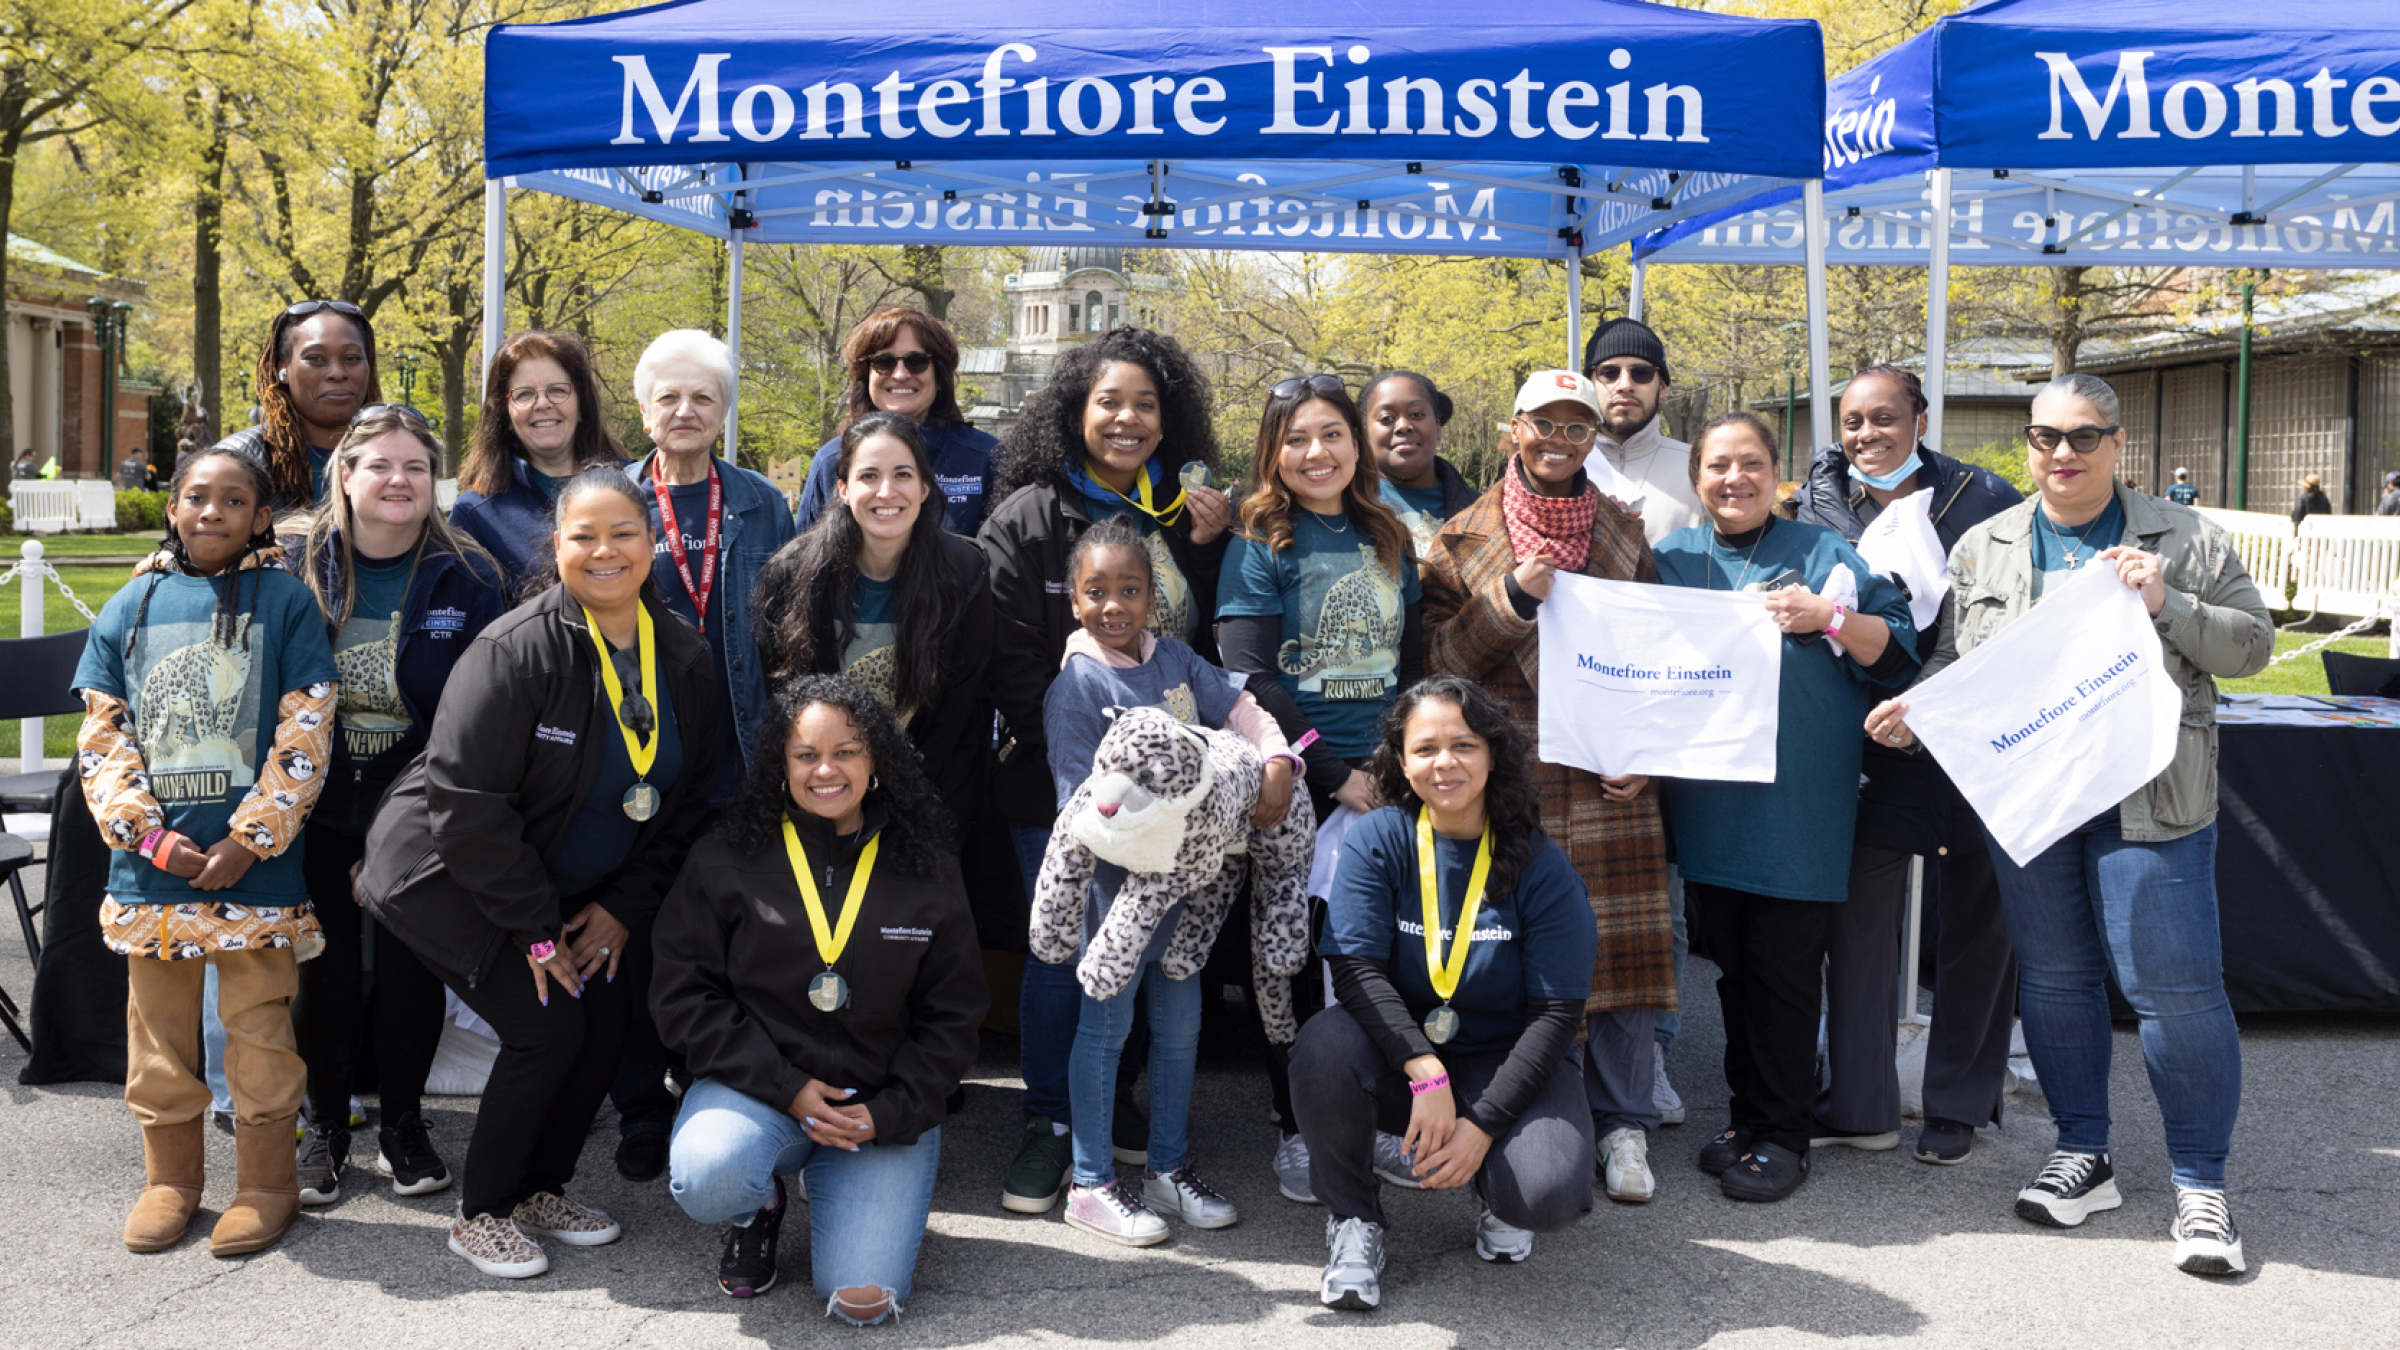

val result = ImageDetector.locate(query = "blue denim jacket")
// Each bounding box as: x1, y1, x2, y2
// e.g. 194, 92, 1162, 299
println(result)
625, 451, 796, 766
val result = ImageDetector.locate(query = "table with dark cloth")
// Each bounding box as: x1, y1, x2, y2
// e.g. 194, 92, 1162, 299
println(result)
2214, 718, 2400, 1013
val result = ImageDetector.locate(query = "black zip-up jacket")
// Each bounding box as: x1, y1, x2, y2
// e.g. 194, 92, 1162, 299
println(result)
356, 584, 721, 982
293, 534, 510, 834
764, 529, 994, 803
650, 803, 989, 1146
1793, 442, 2022, 854
976, 477, 1227, 828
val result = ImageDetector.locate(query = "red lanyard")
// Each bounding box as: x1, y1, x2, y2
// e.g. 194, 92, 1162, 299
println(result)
651, 457, 722, 633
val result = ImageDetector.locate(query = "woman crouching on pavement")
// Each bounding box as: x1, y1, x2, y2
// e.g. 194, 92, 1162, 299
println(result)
654, 675, 987, 1321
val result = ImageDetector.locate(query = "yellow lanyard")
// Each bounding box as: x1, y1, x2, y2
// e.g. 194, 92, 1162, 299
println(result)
782, 818, 879, 970
581, 604, 658, 779
1417, 808, 1492, 1002
1094, 460, 1189, 528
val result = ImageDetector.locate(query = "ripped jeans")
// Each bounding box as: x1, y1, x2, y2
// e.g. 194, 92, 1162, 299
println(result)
669, 1077, 941, 1321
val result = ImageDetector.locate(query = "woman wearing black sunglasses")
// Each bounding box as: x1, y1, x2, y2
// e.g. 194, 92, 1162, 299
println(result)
792, 307, 1000, 537
215, 299, 384, 511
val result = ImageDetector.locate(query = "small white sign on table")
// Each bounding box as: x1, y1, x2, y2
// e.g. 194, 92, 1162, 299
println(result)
1537, 573, 1783, 782
1904, 564, 2180, 865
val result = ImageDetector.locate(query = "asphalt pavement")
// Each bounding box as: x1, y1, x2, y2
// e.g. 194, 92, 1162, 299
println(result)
1, 852, 2393, 1350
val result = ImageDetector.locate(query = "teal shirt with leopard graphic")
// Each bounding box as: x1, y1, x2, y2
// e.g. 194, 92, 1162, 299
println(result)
1217, 509, 1419, 760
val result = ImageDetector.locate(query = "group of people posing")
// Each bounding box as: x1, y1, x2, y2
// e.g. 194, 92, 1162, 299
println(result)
74, 294, 2270, 1323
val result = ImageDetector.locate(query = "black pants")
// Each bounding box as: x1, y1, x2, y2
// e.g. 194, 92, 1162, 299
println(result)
1693, 881, 1834, 1155
292, 823, 447, 1127
1289, 1006, 1593, 1231
432, 943, 631, 1219
606, 916, 677, 1138
1919, 839, 2017, 1127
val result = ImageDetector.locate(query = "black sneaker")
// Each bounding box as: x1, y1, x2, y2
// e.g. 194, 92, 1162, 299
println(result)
1697, 1125, 1754, 1176
2014, 1150, 2122, 1228
1721, 1143, 1810, 1202
2170, 1185, 2245, 1276
616, 1128, 670, 1182
377, 1109, 454, 1197
1913, 1117, 1974, 1166
298, 1122, 349, 1206
717, 1177, 785, 1298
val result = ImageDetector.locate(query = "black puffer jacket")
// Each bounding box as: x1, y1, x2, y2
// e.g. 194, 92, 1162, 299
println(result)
1793, 443, 2021, 854
356, 583, 721, 982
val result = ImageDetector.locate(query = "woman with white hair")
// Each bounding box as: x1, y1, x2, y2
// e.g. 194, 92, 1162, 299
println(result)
611, 328, 796, 1181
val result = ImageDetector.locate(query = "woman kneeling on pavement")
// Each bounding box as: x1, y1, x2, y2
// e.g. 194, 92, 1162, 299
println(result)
655, 675, 987, 1321
1294, 675, 1598, 1311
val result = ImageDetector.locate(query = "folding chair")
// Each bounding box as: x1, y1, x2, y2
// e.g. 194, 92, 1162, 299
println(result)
2321, 650, 2400, 699
0, 831, 33, 1051
0, 630, 90, 819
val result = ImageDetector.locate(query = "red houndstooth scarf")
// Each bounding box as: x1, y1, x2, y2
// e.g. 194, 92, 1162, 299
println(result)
1500, 453, 1599, 573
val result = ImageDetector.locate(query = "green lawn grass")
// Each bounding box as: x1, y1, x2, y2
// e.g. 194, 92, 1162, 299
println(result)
0, 531, 163, 557
1, 554, 147, 759
2218, 631, 2391, 697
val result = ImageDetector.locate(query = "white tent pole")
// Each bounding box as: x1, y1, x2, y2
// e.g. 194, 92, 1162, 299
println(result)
1802, 179, 1833, 457
725, 229, 745, 461
1628, 260, 1647, 322
481, 178, 505, 386
1566, 251, 1584, 371
1925, 168, 1953, 457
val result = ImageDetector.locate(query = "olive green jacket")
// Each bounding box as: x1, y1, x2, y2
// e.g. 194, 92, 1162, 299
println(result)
1919, 481, 2273, 842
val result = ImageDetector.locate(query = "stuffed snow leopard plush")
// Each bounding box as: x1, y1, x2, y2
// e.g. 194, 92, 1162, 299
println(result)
1030, 705, 1317, 1042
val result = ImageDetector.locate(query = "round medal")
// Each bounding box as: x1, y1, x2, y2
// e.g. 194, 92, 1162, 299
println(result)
1423, 1005, 1460, 1045
622, 782, 660, 821
808, 970, 850, 1013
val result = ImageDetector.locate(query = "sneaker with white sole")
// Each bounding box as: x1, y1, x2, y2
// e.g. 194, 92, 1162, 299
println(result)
512, 1191, 622, 1246
1274, 1132, 1318, 1204
1652, 1043, 1684, 1126
375, 1110, 452, 1197
297, 1122, 347, 1206
1373, 1132, 1423, 1189
1143, 1164, 1239, 1229
1064, 1178, 1170, 1246
1474, 1200, 1533, 1263
2170, 1186, 2245, 1276
1808, 1123, 1901, 1151
449, 1210, 548, 1279
2014, 1150, 2122, 1229
1599, 1126, 1655, 1203
1320, 1215, 1386, 1311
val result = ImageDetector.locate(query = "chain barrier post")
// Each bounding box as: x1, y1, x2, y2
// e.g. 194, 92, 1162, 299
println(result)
20, 539, 43, 772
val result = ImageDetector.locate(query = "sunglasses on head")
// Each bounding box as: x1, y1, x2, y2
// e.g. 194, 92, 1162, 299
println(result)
2024, 424, 2119, 454
1270, 373, 1346, 401
352, 403, 431, 429
283, 299, 366, 321
864, 351, 935, 375
1588, 362, 1658, 386
1517, 414, 1597, 445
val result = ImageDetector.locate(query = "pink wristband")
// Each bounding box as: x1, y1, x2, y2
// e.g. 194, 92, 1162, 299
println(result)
1409, 1072, 1451, 1096
139, 828, 166, 859
1291, 729, 1320, 756
528, 940, 557, 962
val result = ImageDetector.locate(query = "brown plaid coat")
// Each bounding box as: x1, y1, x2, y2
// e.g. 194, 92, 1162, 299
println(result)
1420, 481, 1676, 1014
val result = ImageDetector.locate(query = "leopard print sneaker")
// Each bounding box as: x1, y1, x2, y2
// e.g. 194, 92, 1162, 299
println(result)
512, 1191, 623, 1247
448, 1211, 548, 1279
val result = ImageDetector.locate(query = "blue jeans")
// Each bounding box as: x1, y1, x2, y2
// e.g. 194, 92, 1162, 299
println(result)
1988, 817, 2240, 1190
1013, 824, 1080, 1124
668, 1078, 941, 1319
1070, 960, 1201, 1184
201, 963, 232, 1117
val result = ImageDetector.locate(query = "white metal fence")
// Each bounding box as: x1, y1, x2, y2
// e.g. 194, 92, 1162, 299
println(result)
9, 481, 119, 533
2196, 507, 2400, 621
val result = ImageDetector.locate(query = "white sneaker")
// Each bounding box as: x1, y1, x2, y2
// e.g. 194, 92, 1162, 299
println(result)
1320, 1215, 1385, 1311
1274, 1132, 1318, 1204
1599, 1126, 1655, 1204
1373, 1132, 1423, 1189
1143, 1164, 1239, 1229
1064, 1179, 1170, 1247
1652, 1042, 1684, 1126
1474, 1201, 1533, 1263
2170, 1186, 2245, 1276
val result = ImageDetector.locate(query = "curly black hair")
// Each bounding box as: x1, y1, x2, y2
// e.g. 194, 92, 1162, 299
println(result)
718, 673, 952, 877
1365, 674, 1542, 908
988, 326, 1220, 505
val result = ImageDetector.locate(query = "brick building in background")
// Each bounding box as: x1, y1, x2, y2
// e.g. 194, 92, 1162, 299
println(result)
5, 234, 154, 479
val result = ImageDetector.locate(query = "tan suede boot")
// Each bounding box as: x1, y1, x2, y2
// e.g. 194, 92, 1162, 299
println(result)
123, 1120, 207, 1252
211, 1115, 301, 1257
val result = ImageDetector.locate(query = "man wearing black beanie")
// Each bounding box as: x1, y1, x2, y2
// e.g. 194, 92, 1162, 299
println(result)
1581, 318, 1704, 546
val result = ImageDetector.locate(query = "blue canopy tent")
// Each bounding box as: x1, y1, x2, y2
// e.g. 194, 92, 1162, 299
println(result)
1630, 0, 2400, 471
481, 0, 1826, 447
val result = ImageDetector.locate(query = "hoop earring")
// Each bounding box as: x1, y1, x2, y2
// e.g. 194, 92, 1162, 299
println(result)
869, 775, 880, 791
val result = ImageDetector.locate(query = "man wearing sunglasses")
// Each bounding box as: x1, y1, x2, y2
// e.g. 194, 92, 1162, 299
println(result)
1581, 318, 1705, 546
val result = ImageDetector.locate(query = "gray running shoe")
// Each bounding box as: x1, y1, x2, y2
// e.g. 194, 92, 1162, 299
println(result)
1474, 1200, 1533, 1263
1373, 1132, 1423, 1189
1274, 1132, 1318, 1204
1320, 1215, 1386, 1311
1652, 1042, 1684, 1125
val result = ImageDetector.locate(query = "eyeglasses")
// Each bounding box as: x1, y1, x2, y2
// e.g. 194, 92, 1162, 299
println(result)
1516, 414, 1597, 445
2024, 424, 2120, 454
282, 299, 366, 321
864, 351, 935, 375
507, 383, 576, 410
1270, 373, 1346, 401
351, 403, 431, 428
1589, 362, 1658, 386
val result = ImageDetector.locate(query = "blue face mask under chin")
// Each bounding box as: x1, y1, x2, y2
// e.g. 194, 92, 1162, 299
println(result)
1850, 449, 1923, 492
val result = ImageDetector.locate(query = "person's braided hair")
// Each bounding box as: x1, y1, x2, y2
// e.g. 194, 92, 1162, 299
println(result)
125, 448, 280, 665
249, 305, 385, 508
